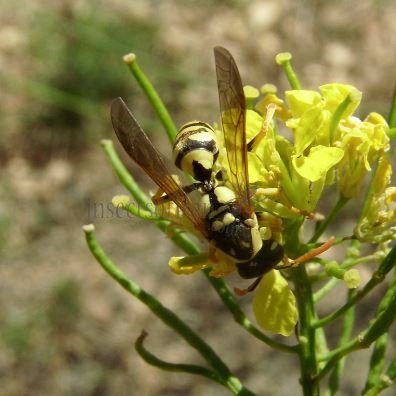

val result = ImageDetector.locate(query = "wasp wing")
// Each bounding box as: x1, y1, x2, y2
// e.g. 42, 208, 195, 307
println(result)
214, 46, 253, 217
111, 97, 207, 236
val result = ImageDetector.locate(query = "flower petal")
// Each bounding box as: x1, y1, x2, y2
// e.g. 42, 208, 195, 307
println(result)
252, 270, 298, 336
292, 146, 344, 182
168, 255, 208, 275
320, 83, 362, 117
285, 90, 321, 117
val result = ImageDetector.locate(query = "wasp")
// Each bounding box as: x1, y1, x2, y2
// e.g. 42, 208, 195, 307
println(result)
111, 47, 333, 293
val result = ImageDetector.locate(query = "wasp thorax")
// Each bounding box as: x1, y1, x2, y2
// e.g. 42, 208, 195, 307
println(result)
213, 186, 236, 205
173, 121, 219, 183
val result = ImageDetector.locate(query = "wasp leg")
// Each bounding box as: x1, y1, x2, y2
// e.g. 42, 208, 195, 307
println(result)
247, 103, 276, 152
207, 244, 221, 263
234, 276, 263, 296
277, 236, 336, 269
152, 182, 201, 205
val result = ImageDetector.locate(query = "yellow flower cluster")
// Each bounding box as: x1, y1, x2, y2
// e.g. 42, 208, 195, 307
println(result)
157, 80, 392, 336
245, 84, 389, 214
355, 156, 396, 243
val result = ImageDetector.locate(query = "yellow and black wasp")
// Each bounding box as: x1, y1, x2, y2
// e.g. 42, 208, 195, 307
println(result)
111, 47, 332, 292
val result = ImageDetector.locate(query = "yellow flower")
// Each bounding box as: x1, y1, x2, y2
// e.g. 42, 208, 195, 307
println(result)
336, 113, 390, 198
168, 250, 236, 277
252, 270, 298, 336
355, 156, 396, 243
344, 269, 361, 289
169, 255, 210, 275
256, 92, 290, 122
112, 194, 131, 207
156, 76, 390, 337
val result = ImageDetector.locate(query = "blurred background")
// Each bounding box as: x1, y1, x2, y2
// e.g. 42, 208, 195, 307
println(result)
1, 0, 395, 395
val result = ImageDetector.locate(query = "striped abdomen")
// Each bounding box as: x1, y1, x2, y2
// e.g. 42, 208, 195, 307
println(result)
173, 121, 219, 183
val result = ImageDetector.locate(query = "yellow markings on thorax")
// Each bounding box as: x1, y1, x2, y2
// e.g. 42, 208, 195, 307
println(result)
199, 194, 211, 217
211, 212, 236, 232
214, 186, 236, 204
244, 218, 257, 228
222, 212, 236, 225
212, 220, 225, 232
207, 204, 230, 221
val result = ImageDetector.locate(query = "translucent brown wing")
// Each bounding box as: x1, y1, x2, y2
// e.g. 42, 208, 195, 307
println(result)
214, 46, 253, 217
111, 97, 207, 236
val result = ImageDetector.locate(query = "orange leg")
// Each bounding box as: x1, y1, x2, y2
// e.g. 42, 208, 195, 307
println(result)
208, 244, 219, 263
233, 237, 335, 297
277, 236, 336, 269
234, 277, 262, 296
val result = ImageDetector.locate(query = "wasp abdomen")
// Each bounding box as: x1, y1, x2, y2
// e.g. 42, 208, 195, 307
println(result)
236, 239, 284, 279
173, 121, 219, 183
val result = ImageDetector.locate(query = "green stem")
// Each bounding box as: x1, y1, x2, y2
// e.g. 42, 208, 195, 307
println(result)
102, 138, 294, 352
388, 85, 396, 128
101, 140, 153, 208
312, 244, 396, 329
83, 225, 254, 396
244, 86, 259, 110
386, 358, 396, 380
363, 333, 388, 394
101, 139, 199, 254
314, 254, 379, 283
364, 357, 396, 396
313, 278, 338, 302
123, 53, 178, 143
387, 127, 396, 139
312, 279, 372, 329
316, 278, 396, 382
314, 240, 362, 301
326, 290, 356, 396
310, 195, 349, 243
358, 160, 380, 226
329, 94, 353, 144
363, 271, 396, 394
314, 240, 361, 301
135, 330, 226, 386
203, 271, 298, 354
342, 254, 381, 269
275, 53, 301, 90
292, 266, 320, 396
115, 201, 162, 221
